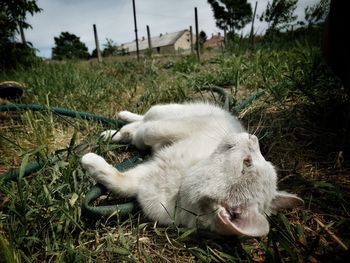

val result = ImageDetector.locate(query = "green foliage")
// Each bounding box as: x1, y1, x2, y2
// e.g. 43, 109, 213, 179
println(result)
0, 0, 41, 70
259, 26, 323, 50
52, 32, 89, 60
196, 30, 207, 52
92, 39, 127, 58
102, 38, 118, 57
0, 0, 41, 41
305, 0, 330, 26
0, 42, 40, 70
0, 233, 19, 263
208, 0, 252, 35
284, 46, 343, 104
260, 0, 298, 33
172, 55, 199, 74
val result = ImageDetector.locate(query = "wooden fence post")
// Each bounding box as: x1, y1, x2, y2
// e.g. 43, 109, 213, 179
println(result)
132, 0, 140, 60
147, 25, 152, 55
194, 7, 200, 61
93, 24, 102, 63
190, 25, 194, 54
249, 1, 258, 47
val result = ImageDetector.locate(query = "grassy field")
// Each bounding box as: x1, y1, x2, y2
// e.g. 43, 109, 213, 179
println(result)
1, 36, 349, 262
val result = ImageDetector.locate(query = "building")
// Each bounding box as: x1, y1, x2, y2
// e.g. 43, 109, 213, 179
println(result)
204, 33, 225, 49
120, 29, 195, 55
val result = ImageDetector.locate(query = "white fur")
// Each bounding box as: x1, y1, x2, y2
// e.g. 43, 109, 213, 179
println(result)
82, 102, 302, 237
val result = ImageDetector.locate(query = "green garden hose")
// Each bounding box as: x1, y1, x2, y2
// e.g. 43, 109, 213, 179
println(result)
0, 103, 121, 126
234, 90, 265, 113
1, 161, 46, 183
0, 103, 136, 218
83, 156, 142, 218
198, 85, 230, 111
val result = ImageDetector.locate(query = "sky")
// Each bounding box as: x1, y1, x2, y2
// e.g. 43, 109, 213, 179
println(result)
24, 0, 318, 58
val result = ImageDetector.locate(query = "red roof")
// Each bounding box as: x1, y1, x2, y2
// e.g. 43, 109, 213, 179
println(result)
204, 35, 224, 48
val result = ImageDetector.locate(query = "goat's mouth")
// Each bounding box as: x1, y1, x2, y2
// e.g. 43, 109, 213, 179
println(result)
216, 203, 269, 237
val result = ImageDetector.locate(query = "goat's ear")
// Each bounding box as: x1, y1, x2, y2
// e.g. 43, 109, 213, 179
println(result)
216, 203, 269, 237
271, 191, 304, 213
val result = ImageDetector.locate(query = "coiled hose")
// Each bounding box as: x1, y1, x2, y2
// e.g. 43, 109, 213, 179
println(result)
0, 103, 137, 218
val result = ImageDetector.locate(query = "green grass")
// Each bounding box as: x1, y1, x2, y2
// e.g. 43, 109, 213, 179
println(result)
1, 37, 349, 262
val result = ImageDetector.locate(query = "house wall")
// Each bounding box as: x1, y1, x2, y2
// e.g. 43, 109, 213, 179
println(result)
174, 31, 196, 52
127, 45, 174, 56
126, 45, 168, 55
157, 45, 175, 54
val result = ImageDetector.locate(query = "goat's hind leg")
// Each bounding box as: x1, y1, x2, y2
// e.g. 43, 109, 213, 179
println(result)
138, 119, 201, 147
118, 111, 143, 122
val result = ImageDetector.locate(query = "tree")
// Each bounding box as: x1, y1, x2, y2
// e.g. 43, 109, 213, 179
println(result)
305, 0, 330, 26
102, 38, 118, 57
0, 0, 41, 42
260, 0, 298, 33
0, 0, 41, 69
197, 30, 207, 51
93, 39, 126, 57
52, 32, 89, 60
208, 0, 252, 36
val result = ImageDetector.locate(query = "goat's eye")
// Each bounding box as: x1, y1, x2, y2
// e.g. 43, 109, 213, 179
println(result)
223, 143, 236, 151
